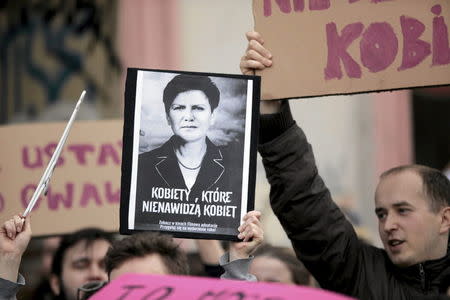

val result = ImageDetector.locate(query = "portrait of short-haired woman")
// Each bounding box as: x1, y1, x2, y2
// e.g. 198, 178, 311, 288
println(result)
134, 73, 248, 235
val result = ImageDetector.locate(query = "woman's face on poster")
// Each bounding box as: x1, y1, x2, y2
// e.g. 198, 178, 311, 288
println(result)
167, 90, 215, 143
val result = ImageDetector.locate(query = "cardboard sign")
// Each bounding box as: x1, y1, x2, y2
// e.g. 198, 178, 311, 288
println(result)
253, 0, 450, 100
91, 273, 354, 300
0, 120, 122, 236
120, 69, 260, 241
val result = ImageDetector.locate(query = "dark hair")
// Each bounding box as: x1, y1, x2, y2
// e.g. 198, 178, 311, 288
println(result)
162, 75, 220, 114
104, 232, 189, 277
253, 244, 311, 286
381, 164, 450, 212
51, 228, 114, 277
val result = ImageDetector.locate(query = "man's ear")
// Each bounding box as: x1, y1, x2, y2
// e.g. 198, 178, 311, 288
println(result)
49, 274, 61, 295
439, 207, 450, 234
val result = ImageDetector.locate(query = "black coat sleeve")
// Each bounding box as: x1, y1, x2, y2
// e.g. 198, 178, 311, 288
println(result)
258, 119, 373, 296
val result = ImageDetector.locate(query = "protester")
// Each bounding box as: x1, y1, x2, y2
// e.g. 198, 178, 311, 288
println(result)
31, 236, 62, 300
0, 219, 113, 300
0, 215, 31, 300
241, 31, 450, 299
195, 239, 226, 277
48, 228, 114, 300
194, 236, 314, 286
250, 244, 313, 286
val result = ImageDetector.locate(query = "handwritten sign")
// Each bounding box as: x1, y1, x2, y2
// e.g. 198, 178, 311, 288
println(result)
0, 120, 122, 236
91, 273, 354, 300
253, 0, 450, 100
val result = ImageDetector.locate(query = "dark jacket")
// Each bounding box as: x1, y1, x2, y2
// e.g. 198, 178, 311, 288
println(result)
134, 136, 243, 236
258, 107, 450, 299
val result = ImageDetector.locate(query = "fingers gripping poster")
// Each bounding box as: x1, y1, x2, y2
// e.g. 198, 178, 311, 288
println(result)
120, 68, 260, 240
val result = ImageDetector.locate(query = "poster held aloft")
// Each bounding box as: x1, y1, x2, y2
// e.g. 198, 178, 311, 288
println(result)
253, 0, 450, 100
120, 68, 260, 241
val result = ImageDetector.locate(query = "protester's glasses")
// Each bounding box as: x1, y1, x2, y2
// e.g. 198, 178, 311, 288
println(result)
77, 280, 107, 300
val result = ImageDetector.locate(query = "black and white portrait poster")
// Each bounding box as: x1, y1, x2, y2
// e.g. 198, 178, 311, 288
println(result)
120, 68, 260, 240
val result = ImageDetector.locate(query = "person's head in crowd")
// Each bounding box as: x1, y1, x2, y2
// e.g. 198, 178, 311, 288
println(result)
444, 161, 450, 180
49, 228, 114, 300
249, 244, 312, 286
41, 236, 61, 276
375, 164, 450, 267
163, 74, 220, 145
105, 232, 189, 280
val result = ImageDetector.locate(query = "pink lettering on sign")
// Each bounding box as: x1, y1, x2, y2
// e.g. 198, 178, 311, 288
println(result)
21, 184, 42, 210
264, 0, 332, 16
309, 0, 330, 11
47, 184, 74, 210
324, 22, 364, 79
44, 143, 64, 167
91, 274, 353, 300
432, 5, 450, 66
0, 193, 4, 212
398, 16, 431, 71
360, 22, 398, 72
22, 143, 64, 169
264, 0, 394, 16
105, 182, 120, 203
293, 0, 305, 12
117, 285, 173, 300
98, 144, 121, 166
22, 146, 43, 169
80, 183, 102, 207
21, 142, 121, 170
264, 0, 291, 16
68, 144, 95, 165
348, 0, 391, 3
20, 182, 119, 212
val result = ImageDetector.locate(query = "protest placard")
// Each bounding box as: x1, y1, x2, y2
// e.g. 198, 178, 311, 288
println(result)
91, 273, 354, 300
0, 120, 122, 236
120, 68, 260, 240
253, 0, 450, 100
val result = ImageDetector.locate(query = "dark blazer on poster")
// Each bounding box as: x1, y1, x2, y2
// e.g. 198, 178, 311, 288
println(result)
134, 135, 242, 228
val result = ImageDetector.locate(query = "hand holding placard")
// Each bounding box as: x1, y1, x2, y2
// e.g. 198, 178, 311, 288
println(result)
231, 210, 264, 260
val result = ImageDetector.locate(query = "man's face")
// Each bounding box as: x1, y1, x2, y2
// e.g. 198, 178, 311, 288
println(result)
52, 239, 110, 300
375, 171, 447, 267
167, 90, 214, 143
109, 253, 169, 280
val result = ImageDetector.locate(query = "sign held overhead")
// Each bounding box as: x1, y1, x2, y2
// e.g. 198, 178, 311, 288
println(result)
253, 0, 450, 100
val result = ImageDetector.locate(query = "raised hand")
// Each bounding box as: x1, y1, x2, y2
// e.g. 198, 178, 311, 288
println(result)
230, 210, 264, 261
240, 31, 273, 75
0, 214, 32, 282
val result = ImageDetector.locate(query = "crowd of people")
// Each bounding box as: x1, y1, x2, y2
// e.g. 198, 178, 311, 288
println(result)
1, 31, 450, 300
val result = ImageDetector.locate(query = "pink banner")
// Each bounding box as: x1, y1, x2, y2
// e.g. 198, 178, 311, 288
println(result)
91, 273, 354, 300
